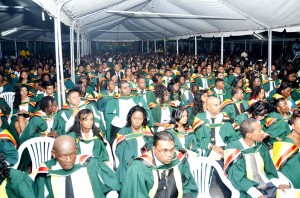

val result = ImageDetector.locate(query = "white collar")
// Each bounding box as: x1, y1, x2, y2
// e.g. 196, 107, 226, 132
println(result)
239, 138, 255, 149
138, 88, 146, 93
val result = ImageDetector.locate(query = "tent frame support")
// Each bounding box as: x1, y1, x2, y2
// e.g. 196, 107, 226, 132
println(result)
268, 29, 272, 76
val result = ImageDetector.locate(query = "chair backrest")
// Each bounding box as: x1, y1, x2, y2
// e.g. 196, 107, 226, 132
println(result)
0, 92, 15, 124
13, 137, 55, 172
188, 156, 240, 198
105, 142, 115, 170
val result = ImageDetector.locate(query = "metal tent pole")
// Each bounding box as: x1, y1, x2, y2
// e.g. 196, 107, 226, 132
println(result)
54, 18, 62, 109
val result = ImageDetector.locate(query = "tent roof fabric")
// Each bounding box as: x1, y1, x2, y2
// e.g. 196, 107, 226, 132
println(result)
1, 0, 300, 42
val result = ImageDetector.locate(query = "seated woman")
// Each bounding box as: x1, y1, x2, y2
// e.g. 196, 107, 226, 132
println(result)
0, 153, 36, 198
168, 77, 185, 107
15, 71, 35, 94
272, 110, 300, 188
190, 89, 208, 125
272, 82, 297, 112
227, 75, 244, 99
115, 105, 153, 184
244, 75, 261, 100
19, 96, 59, 144
123, 68, 137, 89
151, 84, 173, 133
12, 85, 36, 138
264, 98, 292, 145
165, 107, 198, 155
234, 101, 270, 138
68, 109, 109, 163
99, 70, 113, 92
248, 86, 266, 107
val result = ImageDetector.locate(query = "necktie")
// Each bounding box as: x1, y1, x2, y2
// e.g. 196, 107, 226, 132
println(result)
65, 175, 75, 198
211, 118, 216, 145
217, 90, 222, 100
161, 170, 168, 190
140, 90, 144, 95
249, 154, 268, 190
236, 102, 242, 114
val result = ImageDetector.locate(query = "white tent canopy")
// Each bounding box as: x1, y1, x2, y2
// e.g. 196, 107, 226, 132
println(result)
33, 0, 300, 41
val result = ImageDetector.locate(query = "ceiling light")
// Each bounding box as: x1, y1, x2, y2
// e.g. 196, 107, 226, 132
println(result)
0, 6, 24, 9
1, 28, 18, 36
42, 11, 45, 21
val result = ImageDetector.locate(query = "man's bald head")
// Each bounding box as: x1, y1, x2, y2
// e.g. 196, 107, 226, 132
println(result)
206, 96, 221, 117
52, 135, 77, 170
53, 135, 76, 152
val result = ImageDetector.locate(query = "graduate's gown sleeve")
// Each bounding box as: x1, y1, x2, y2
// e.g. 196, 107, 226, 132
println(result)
194, 125, 211, 150
120, 160, 154, 198
0, 116, 9, 129
6, 169, 36, 198
87, 159, 120, 195
0, 98, 11, 116
0, 140, 18, 166
104, 100, 117, 141
265, 119, 290, 145
184, 133, 198, 152
19, 117, 47, 144
222, 104, 234, 119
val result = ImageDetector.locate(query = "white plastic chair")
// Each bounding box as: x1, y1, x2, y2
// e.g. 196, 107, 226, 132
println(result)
13, 137, 55, 172
0, 92, 15, 124
188, 156, 240, 198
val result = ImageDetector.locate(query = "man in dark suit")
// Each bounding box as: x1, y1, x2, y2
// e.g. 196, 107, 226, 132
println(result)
111, 63, 124, 83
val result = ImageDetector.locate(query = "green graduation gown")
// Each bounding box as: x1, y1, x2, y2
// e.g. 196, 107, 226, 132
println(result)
57, 100, 106, 136
0, 168, 36, 198
34, 155, 120, 198
120, 150, 198, 198
68, 131, 109, 162
151, 104, 173, 133
0, 110, 9, 130
97, 90, 116, 112
165, 126, 198, 153
19, 110, 59, 144
210, 88, 231, 102
225, 140, 279, 198
272, 137, 300, 188
105, 95, 153, 141
264, 112, 291, 145
221, 99, 249, 120
0, 98, 11, 117
0, 128, 18, 166
115, 126, 154, 184
193, 112, 238, 156
131, 89, 157, 106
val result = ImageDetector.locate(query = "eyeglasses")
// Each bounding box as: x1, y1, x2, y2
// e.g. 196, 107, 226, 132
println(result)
155, 147, 175, 155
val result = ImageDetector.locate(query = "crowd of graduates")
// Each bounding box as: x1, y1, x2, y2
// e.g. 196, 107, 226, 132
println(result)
0, 50, 300, 198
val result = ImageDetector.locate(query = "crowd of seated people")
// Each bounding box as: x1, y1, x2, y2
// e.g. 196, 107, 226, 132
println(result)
0, 50, 300, 198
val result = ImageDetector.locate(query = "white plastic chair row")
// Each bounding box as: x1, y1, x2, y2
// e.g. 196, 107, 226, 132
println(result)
188, 156, 240, 198
0, 92, 15, 124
